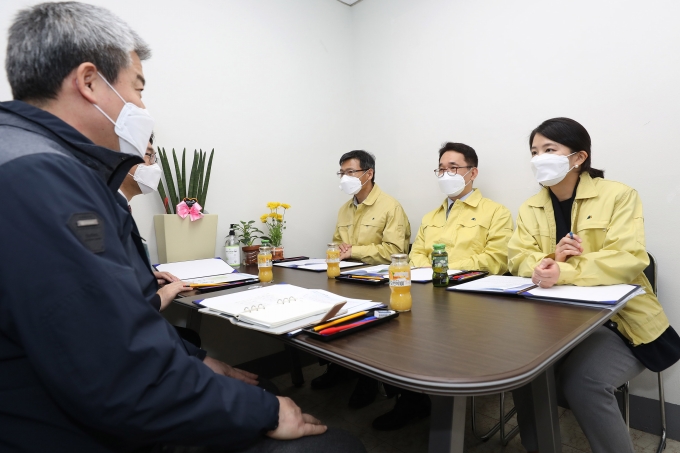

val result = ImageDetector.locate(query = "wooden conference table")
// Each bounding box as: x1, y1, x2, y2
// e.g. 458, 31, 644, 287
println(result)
174, 265, 624, 453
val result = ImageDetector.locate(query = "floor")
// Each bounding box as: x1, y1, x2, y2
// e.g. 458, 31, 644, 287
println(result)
270, 364, 679, 453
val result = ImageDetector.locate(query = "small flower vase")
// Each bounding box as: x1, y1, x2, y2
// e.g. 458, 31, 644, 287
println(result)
272, 245, 284, 261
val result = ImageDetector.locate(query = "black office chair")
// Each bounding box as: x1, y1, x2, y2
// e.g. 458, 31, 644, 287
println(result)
619, 251, 666, 452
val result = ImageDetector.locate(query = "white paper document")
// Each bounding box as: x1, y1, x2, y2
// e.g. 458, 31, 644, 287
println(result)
452, 275, 535, 292
341, 266, 462, 282
451, 275, 643, 309
274, 259, 364, 271
410, 268, 463, 282
155, 258, 235, 280
524, 285, 645, 308
187, 273, 258, 284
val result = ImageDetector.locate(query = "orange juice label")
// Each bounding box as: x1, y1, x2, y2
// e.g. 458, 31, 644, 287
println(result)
389, 271, 411, 287
326, 250, 340, 263
258, 255, 272, 268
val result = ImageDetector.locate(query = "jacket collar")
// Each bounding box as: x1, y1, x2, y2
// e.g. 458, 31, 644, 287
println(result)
356, 183, 382, 206
527, 172, 597, 207
440, 188, 483, 209
0, 100, 142, 191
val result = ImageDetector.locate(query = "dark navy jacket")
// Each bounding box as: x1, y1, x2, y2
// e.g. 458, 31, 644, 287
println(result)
0, 101, 278, 452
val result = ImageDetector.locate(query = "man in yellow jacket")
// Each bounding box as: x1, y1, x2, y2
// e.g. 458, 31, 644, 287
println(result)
409, 142, 513, 274
312, 150, 411, 407
332, 150, 411, 264
370, 143, 514, 432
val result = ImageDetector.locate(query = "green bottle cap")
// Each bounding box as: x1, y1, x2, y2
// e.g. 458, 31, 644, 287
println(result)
433, 243, 446, 250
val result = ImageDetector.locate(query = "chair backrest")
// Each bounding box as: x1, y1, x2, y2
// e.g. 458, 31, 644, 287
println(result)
643, 251, 658, 296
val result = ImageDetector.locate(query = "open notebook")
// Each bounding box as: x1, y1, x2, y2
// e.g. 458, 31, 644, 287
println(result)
340, 265, 463, 282
274, 259, 364, 272
197, 284, 382, 334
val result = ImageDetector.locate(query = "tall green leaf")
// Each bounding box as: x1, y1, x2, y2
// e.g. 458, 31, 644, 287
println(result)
181, 148, 186, 199
171, 149, 185, 204
199, 149, 214, 209
196, 150, 205, 206
158, 147, 178, 212
188, 150, 199, 198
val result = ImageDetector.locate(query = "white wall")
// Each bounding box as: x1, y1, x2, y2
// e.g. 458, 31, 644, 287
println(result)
0, 0, 355, 263
351, 0, 680, 404
2, 0, 679, 404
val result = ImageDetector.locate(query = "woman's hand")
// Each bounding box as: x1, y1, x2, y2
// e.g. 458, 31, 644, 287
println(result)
555, 233, 582, 262
532, 258, 560, 288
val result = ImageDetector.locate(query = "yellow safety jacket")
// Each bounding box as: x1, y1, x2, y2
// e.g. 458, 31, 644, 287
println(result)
409, 189, 513, 275
332, 184, 411, 265
508, 172, 669, 345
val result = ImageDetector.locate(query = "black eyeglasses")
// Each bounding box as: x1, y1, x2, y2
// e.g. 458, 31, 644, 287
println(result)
145, 152, 158, 164
337, 169, 366, 178
434, 166, 473, 178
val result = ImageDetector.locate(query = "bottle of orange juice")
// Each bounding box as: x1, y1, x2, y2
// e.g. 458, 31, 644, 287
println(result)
327, 242, 341, 278
258, 242, 273, 283
389, 253, 412, 312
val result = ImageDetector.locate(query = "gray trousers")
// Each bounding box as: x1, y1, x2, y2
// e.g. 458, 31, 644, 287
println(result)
512, 326, 645, 453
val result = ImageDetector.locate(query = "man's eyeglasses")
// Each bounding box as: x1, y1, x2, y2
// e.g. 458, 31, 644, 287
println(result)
434, 166, 473, 178
145, 152, 158, 164
337, 169, 366, 178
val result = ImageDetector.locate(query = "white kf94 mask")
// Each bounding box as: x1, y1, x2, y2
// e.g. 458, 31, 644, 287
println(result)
92, 72, 155, 159
530, 152, 577, 186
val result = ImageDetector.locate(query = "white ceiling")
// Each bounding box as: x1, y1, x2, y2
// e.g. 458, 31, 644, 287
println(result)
336, 0, 363, 6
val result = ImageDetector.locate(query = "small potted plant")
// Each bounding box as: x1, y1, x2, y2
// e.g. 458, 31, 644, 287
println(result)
260, 202, 290, 260
234, 220, 265, 265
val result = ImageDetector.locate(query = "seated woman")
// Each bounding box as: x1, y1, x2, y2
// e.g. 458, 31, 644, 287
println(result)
508, 117, 680, 453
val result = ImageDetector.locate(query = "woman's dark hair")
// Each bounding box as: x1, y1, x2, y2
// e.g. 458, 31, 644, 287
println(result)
529, 117, 604, 179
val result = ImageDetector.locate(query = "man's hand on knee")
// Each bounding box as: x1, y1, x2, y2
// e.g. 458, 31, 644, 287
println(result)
267, 396, 327, 440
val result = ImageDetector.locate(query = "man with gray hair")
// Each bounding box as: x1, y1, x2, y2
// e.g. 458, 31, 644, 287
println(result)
0, 2, 364, 452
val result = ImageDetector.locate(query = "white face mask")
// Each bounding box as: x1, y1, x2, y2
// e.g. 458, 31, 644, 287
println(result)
129, 164, 162, 195
437, 169, 472, 197
339, 171, 368, 196
92, 72, 155, 159
530, 152, 577, 186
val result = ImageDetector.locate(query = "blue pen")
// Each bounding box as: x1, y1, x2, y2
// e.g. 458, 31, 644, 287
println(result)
569, 231, 574, 239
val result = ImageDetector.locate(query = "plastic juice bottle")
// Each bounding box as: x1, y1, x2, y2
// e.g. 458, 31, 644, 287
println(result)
258, 244, 273, 283
432, 243, 449, 287
389, 253, 412, 312
327, 242, 341, 278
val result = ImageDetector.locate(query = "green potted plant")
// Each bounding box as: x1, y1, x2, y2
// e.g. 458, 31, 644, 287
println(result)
233, 220, 265, 265
260, 202, 290, 260
153, 148, 217, 263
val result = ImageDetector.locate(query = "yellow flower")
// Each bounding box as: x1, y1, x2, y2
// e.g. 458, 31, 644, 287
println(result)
281, 203, 291, 209
260, 214, 268, 223
277, 213, 283, 221
268, 212, 277, 218
267, 202, 281, 209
